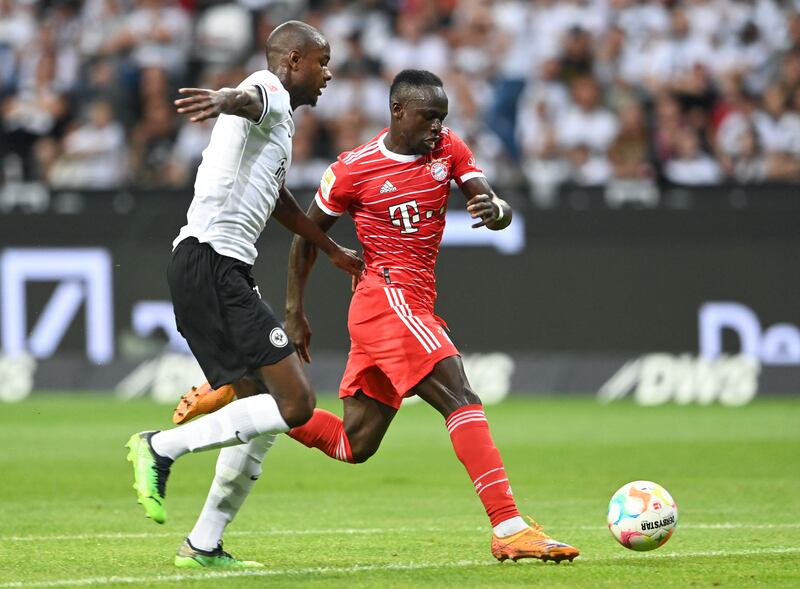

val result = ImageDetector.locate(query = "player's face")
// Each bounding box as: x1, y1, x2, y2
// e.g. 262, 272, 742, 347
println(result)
400, 87, 448, 155
297, 42, 332, 107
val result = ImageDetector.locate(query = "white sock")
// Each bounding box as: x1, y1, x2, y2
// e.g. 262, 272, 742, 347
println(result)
493, 516, 529, 538
151, 394, 289, 460
188, 434, 277, 552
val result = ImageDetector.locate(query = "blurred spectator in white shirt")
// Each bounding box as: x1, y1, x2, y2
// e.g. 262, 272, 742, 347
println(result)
613, 0, 670, 53
754, 84, 800, 156
103, 0, 191, 79
714, 21, 773, 95
0, 0, 35, 91
556, 76, 619, 154
518, 58, 570, 128
314, 33, 386, 132
381, 12, 449, 79
16, 22, 79, 95
518, 97, 569, 206
716, 90, 760, 158
532, 0, 606, 62
1, 52, 67, 178
193, 3, 252, 67
80, 0, 126, 59
729, 126, 767, 183
565, 144, 612, 186
48, 100, 127, 189
594, 24, 647, 101
723, 124, 800, 183
664, 127, 722, 184
644, 6, 714, 96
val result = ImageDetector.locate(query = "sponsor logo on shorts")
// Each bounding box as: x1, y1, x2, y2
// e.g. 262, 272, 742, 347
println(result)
270, 327, 288, 348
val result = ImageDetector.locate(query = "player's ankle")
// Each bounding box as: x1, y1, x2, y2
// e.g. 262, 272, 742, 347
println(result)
493, 516, 528, 538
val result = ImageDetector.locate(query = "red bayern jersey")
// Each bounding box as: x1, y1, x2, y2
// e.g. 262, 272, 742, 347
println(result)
314, 127, 483, 308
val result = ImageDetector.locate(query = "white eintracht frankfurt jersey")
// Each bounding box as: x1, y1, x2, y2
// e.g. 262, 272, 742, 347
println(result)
173, 70, 294, 265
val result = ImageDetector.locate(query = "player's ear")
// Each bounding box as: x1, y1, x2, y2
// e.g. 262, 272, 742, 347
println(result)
287, 49, 303, 71
391, 100, 404, 120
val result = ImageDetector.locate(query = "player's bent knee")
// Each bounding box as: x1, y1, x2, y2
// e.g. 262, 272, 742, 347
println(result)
349, 442, 378, 464
278, 394, 315, 428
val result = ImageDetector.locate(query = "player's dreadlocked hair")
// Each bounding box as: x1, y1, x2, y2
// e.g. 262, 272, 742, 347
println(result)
389, 70, 444, 103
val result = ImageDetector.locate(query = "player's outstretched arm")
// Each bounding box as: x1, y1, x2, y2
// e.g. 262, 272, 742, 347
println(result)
461, 177, 512, 231
285, 201, 340, 363
174, 86, 266, 123
274, 185, 362, 276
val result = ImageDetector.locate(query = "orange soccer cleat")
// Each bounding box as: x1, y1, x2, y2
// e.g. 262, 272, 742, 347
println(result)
172, 382, 236, 424
491, 519, 580, 564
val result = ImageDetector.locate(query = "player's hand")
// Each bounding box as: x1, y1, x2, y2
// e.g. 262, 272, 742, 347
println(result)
286, 310, 312, 363
467, 193, 500, 228
174, 88, 228, 122
329, 245, 364, 278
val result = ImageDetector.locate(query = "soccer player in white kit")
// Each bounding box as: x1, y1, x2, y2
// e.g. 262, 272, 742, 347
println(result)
124, 21, 363, 568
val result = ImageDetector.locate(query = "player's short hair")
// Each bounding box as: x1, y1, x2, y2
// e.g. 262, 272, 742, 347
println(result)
266, 20, 326, 65
389, 70, 444, 104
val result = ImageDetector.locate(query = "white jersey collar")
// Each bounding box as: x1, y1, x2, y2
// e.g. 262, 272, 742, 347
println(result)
378, 132, 423, 162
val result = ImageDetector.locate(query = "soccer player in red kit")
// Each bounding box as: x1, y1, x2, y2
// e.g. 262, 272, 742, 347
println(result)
176, 69, 580, 563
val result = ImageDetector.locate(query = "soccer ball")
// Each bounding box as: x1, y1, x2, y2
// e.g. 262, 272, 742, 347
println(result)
607, 480, 678, 551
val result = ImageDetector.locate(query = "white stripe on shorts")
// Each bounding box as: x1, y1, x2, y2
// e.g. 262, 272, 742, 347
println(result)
394, 289, 442, 350
383, 287, 440, 353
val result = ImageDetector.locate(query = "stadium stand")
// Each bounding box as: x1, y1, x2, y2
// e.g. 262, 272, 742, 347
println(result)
1, 0, 799, 198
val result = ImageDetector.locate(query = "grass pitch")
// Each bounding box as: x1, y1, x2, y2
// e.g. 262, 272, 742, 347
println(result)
0, 394, 799, 588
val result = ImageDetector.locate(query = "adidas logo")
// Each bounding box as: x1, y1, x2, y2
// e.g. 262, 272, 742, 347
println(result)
379, 180, 397, 194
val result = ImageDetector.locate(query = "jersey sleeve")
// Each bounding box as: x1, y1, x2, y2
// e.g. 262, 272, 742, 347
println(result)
238, 73, 286, 127
447, 130, 485, 186
314, 158, 354, 217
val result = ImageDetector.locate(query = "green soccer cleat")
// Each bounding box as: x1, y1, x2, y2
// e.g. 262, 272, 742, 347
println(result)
174, 538, 265, 568
125, 431, 173, 524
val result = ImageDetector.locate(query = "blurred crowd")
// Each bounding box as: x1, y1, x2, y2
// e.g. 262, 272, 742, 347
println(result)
2, 0, 800, 200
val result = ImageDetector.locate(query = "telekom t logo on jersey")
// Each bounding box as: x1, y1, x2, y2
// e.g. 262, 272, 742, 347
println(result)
389, 200, 421, 234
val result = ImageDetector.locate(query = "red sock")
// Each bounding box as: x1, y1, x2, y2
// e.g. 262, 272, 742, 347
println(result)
446, 404, 521, 527
287, 409, 353, 463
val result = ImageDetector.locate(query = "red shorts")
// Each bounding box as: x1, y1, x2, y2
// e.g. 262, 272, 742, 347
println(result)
339, 272, 459, 409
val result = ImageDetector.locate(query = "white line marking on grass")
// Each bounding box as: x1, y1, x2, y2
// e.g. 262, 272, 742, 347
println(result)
1, 548, 800, 588
4, 522, 799, 543
681, 523, 800, 530
605, 547, 800, 560
0, 561, 493, 588
575, 522, 800, 532
0, 527, 443, 542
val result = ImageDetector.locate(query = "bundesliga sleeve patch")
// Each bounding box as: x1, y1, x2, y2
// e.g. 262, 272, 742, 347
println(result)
320, 165, 336, 201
